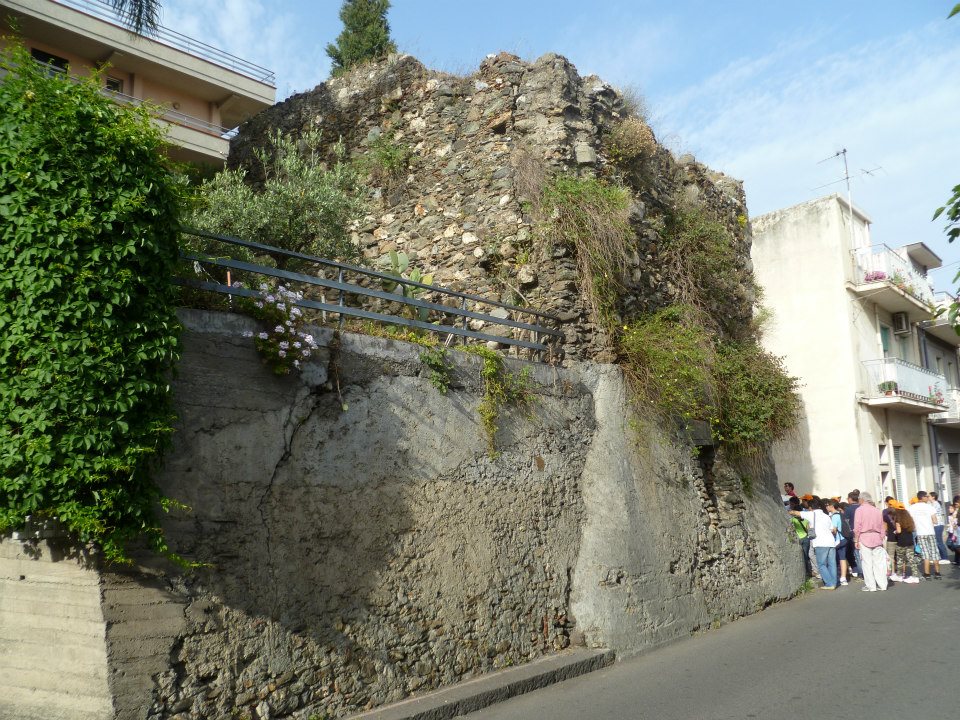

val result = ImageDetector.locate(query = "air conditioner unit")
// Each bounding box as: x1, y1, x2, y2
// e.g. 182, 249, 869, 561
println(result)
892, 311, 910, 335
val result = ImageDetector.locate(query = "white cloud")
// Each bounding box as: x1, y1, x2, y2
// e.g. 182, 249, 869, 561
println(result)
653, 22, 960, 287
161, 0, 330, 99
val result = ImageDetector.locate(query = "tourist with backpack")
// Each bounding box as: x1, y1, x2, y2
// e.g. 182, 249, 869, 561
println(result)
790, 498, 838, 589
788, 496, 812, 577
826, 499, 850, 586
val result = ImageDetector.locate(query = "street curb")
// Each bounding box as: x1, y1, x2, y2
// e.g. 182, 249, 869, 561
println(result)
345, 648, 615, 720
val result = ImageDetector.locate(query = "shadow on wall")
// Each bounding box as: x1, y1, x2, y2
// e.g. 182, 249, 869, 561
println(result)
772, 400, 815, 496
148, 312, 592, 716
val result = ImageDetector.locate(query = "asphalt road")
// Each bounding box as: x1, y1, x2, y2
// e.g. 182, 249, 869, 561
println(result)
466, 566, 960, 720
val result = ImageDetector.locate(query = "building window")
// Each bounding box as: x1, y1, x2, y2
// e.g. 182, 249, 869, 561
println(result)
105, 77, 123, 94
880, 325, 891, 357
30, 48, 69, 75
893, 446, 905, 501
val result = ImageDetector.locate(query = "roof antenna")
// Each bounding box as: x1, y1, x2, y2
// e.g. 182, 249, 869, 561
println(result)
817, 148, 857, 249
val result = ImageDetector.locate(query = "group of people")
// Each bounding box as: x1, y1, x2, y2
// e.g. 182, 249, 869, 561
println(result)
783, 482, 960, 592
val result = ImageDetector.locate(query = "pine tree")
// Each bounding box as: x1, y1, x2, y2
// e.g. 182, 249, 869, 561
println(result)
325, 0, 397, 76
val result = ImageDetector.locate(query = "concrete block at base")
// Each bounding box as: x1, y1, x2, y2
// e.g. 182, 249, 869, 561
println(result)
345, 648, 614, 720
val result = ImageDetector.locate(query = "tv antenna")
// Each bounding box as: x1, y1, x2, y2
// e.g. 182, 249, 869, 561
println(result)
813, 148, 883, 249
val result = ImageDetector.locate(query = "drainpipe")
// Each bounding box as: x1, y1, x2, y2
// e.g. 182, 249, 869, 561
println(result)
918, 325, 944, 496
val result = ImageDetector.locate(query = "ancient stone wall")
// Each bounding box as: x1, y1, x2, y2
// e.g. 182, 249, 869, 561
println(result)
228, 52, 750, 363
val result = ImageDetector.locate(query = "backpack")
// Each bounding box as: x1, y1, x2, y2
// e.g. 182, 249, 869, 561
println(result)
839, 512, 853, 540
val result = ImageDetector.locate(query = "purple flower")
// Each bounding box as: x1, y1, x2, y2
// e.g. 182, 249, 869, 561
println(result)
277, 302, 286, 312
258, 332, 269, 340
279, 341, 289, 350
242, 330, 253, 338
274, 325, 284, 333
293, 341, 302, 349
293, 360, 301, 369
278, 350, 286, 358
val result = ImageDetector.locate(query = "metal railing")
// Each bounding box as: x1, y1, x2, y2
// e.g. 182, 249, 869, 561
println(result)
104, 88, 237, 138
932, 387, 960, 422
51, 0, 276, 85
933, 291, 956, 310
852, 244, 936, 306
177, 229, 563, 359
862, 357, 946, 404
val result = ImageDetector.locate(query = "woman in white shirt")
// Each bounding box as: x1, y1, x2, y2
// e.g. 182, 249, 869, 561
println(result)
790, 498, 839, 589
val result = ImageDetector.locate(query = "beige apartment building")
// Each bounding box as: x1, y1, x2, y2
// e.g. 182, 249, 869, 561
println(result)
1, 0, 275, 164
752, 194, 960, 501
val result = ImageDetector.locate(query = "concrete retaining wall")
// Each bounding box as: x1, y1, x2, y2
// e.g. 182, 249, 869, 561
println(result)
0, 310, 803, 719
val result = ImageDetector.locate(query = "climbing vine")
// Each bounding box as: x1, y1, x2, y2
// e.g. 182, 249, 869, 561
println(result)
0, 44, 186, 562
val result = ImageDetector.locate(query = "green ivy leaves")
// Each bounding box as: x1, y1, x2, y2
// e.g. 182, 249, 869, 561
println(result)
0, 44, 183, 563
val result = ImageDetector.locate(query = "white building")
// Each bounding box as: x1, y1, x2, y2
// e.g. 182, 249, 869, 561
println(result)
1, 0, 276, 164
752, 194, 959, 501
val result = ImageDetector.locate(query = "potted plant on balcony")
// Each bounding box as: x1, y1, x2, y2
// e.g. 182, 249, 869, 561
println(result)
878, 380, 898, 396
928, 386, 945, 405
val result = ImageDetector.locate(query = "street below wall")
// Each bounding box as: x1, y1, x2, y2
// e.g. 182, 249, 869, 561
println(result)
465, 567, 960, 720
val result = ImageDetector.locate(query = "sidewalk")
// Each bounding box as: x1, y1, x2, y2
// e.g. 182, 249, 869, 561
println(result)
345, 648, 613, 720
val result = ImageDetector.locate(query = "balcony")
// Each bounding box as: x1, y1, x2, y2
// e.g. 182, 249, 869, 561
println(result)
105, 87, 234, 162
52, 0, 275, 84
850, 245, 936, 319
861, 358, 947, 415
931, 387, 960, 426
3, 0, 275, 129
921, 292, 960, 346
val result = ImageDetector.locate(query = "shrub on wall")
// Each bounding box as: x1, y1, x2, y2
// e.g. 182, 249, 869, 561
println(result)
619, 305, 715, 427
712, 341, 802, 454
0, 44, 184, 562
538, 174, 633, 323
660, 204, 753, 327
187, 129, 365, 270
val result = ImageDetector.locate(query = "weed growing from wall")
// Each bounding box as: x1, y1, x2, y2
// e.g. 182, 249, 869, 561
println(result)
659, 205, 752, 328
460, 345, 533, 455
0, 44, 185, 563
364, 135, 411, 180
603, 117, 657, 168
538, 174, 633, 324
419, 346, 454, 394
619, 306, 714, 427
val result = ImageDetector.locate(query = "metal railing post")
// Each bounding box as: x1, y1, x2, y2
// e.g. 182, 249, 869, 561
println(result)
337, 268, 345, 330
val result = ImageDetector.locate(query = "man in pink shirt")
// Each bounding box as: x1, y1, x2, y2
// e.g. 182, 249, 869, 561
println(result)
853, 492, 888, 592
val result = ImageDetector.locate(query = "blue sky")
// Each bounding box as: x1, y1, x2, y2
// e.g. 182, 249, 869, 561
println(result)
162, 1, 960, 290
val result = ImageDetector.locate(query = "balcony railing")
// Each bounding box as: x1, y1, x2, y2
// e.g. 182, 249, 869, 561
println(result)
862, 358, 946, 404
852, 244, 935, 307
51, 0, 276, 85
104, 88, 237, 138
932, 387, 960, 424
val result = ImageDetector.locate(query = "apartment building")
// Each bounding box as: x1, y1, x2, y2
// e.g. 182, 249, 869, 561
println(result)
0, 0, 275, 164
751, 193, 957, 501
